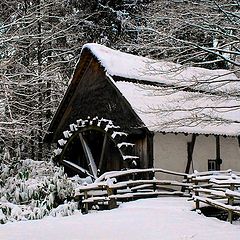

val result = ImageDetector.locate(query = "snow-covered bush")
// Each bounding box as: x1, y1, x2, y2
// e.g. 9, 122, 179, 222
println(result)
0, 159, 83, 223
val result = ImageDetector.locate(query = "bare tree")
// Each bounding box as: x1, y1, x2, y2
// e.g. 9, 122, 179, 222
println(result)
0, 0, 239, 160
113, 0, 240, 129
0, 0, 84, 160
118, 0, 240, 69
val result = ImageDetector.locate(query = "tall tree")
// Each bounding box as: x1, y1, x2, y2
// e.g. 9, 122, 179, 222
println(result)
118, 0, 240, 69
0, 0, 81, 160
1, 0, 239, 160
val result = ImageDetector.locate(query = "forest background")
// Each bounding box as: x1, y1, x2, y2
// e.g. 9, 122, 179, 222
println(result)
0, 0, 239, 162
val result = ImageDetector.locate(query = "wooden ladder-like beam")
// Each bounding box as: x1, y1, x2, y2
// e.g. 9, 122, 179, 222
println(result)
79, 133, 98, 179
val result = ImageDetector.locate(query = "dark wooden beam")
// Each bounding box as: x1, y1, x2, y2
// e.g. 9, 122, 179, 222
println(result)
79, 133, 98, 179
147, 132, 154, 169
44, 50, 93, 143
98, 133, 107, 173
184, 134, 197, 174
216, 135, 220, 160
216, 135, 221, 170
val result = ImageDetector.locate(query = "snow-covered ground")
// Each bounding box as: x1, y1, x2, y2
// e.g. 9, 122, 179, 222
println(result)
0, 197, 239, 240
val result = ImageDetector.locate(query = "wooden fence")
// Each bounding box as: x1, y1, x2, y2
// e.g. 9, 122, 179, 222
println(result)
74, 168, 240, 223
188, 170, 240, 223
75, 168, 191, 213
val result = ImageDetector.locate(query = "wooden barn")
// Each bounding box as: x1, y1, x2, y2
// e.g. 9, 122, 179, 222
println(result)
45, 43, 240, 180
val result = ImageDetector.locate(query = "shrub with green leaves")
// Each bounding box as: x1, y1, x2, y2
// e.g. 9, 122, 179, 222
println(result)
0, 159, 83, 223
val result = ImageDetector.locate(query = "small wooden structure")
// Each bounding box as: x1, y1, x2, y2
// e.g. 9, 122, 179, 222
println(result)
45, 43, 240, 180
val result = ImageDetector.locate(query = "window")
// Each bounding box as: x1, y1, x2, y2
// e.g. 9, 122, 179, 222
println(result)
208, 160, 217, 171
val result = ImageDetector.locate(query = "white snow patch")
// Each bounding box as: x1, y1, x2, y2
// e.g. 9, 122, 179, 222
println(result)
111, 131, 128, 139
58, 139, 67, 146
1, 197, 240, 240
117, 142, 135, 148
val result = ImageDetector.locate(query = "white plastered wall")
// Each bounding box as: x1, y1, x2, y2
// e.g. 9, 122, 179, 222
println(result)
153, 133, 190, 181
220, 137, 240, 171
153, 133, 240, 180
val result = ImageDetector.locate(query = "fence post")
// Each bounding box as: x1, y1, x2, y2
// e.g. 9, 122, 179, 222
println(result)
153, 182, 156, 192
83, 190, 89, 214
227, 183, 234, 224
106, 186, 117, 210
194, 179, 200, 210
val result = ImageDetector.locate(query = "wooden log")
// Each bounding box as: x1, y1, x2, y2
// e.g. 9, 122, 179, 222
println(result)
106, 186, 117, 209
82, 196, 109, 203
194, 180, 200, 210
153, 182, 157, 192
83, 190, 89, 214
227, 183, 234, 224
109, 191, 184, 200
96, 168, 188, 183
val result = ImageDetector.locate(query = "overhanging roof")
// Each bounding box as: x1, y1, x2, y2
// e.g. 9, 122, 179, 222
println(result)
82, 43, 240, 137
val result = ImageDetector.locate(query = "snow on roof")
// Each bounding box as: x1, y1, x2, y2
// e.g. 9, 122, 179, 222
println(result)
82, 43, 240, 136
115, 81, 240, 136
83, 43, 239, 94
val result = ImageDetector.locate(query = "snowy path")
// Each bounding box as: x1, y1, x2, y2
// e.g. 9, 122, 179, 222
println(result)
0, 197, 239, 240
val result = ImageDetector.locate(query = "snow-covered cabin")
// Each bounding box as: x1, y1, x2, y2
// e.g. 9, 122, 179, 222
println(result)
45, 43, 240, 179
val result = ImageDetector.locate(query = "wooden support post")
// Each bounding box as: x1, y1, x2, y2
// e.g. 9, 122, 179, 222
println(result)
185, 134, 196, 175
98, 133, 107, 174
183, 134, 196, 192
227, 183, 234, 224
106, 186, 117, 210
228, 208, 233, 224
215, 136, 222, 170
83, 190, 89, 214
79, 133, 98, 179
132, 172, 135, 180
195, 180, 200, 210
153, 182, 156, 192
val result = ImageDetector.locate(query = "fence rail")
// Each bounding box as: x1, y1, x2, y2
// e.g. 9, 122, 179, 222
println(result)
75, 168, 240, 223
189, 170, 240, 223
75, 168, 190, 213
